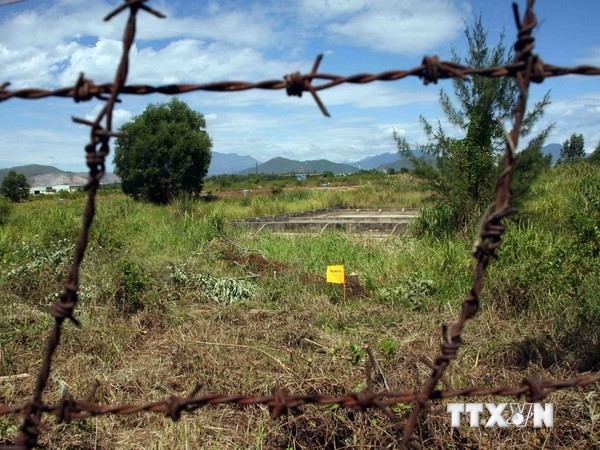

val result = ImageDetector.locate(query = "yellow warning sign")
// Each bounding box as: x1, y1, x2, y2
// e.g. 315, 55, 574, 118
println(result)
326, 265, 345, 284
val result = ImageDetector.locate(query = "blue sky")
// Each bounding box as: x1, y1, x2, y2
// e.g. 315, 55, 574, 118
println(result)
1, 0, 599, 172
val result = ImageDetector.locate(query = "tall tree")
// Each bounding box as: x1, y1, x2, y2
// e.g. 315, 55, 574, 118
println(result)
395, 15, 551, 230
114, 98, 212, 204
559, 133, 585, 162
589, 141, 600, 165
0, 170, 29, 202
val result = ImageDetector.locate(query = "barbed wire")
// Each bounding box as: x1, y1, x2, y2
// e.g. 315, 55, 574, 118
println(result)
0, 374, 597, 426
1, 59, 599, 118
0, 0, 598, 448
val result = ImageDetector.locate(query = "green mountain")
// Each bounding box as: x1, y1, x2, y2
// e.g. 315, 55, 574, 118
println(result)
238, 157, 359, 175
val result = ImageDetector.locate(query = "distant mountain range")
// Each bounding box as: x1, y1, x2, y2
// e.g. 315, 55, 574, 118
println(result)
541, 143, 561, 162
347, 152, 402, 170
0, 144, 565, 184
0, 164, 119, 187
238, 156, 360, 175
208, 152, 262, 176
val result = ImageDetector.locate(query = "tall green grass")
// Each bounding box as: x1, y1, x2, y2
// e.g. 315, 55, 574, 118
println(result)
0, 164, 597, 370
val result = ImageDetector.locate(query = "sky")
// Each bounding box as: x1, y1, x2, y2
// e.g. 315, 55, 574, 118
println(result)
1, 0, 599, 172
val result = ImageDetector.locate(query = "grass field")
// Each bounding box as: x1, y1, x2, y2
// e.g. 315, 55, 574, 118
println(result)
0, 167, 598, 448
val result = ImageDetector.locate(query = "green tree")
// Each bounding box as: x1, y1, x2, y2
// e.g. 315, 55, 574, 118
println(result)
395, 15, 551, 231
559, 133, 585, 163
512, 129, 552, 203
0, 170, 29, 202
589, 141, 600, 165
114, 98, 212, 204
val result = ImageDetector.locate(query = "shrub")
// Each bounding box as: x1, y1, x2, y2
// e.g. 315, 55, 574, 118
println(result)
114, 258, 145, 314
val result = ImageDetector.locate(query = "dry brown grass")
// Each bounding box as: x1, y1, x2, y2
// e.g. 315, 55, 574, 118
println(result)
1, 282, 597, 449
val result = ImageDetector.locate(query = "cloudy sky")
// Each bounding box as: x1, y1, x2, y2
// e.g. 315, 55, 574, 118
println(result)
1, 0, 599, 172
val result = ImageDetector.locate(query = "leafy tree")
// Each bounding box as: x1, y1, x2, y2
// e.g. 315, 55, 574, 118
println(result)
0, 170, 29, 202
589, 141, 600, 165
559, 133, 585, 163
395, 15, 551, 231
114, 98, 212, 204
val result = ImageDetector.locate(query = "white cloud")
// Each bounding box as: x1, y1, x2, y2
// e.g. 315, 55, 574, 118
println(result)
84, 104, 132, 130
318, 83, 437, 109
0, 1, 278, 50
545, 93, 600, 150
576, 46, 600, 66
300, 0, 464, 54
300, 0, 370, 18
0, 0, 288, 89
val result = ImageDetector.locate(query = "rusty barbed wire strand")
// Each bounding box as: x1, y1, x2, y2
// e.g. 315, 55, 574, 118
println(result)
0, 374, 597, 425
0, 0, 599, 448
1, 62, 600, 117
401, 1, 540, 447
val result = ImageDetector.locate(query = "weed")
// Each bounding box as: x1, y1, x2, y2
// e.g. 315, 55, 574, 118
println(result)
348, 343, 365, 366
114, 258, 145, 314
376, 274, 435, 311
169, 264, 257, 304
379, 338, 399, 358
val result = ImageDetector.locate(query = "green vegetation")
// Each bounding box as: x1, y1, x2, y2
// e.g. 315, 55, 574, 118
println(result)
395, 16, 551, 232
114, 98, 212, 204
0, 162, 597, 448
559, 132, 585, 163
590, 141, 600, 165
0, 170, 29, 202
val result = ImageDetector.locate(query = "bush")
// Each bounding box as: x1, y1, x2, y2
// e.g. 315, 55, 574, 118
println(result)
114, 258, 145, 314
0, 171, 29, 202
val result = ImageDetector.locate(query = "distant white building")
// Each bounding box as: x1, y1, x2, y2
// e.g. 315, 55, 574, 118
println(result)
29, 185, 83, 195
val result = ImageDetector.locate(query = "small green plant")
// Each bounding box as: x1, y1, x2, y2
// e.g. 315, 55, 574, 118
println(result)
348, 343, 365, 366
376, 273, 435, 311
115, 258, 145, 314
0, 417, 18, 441
379, 338, 399, 358
391, 403, 412, 415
